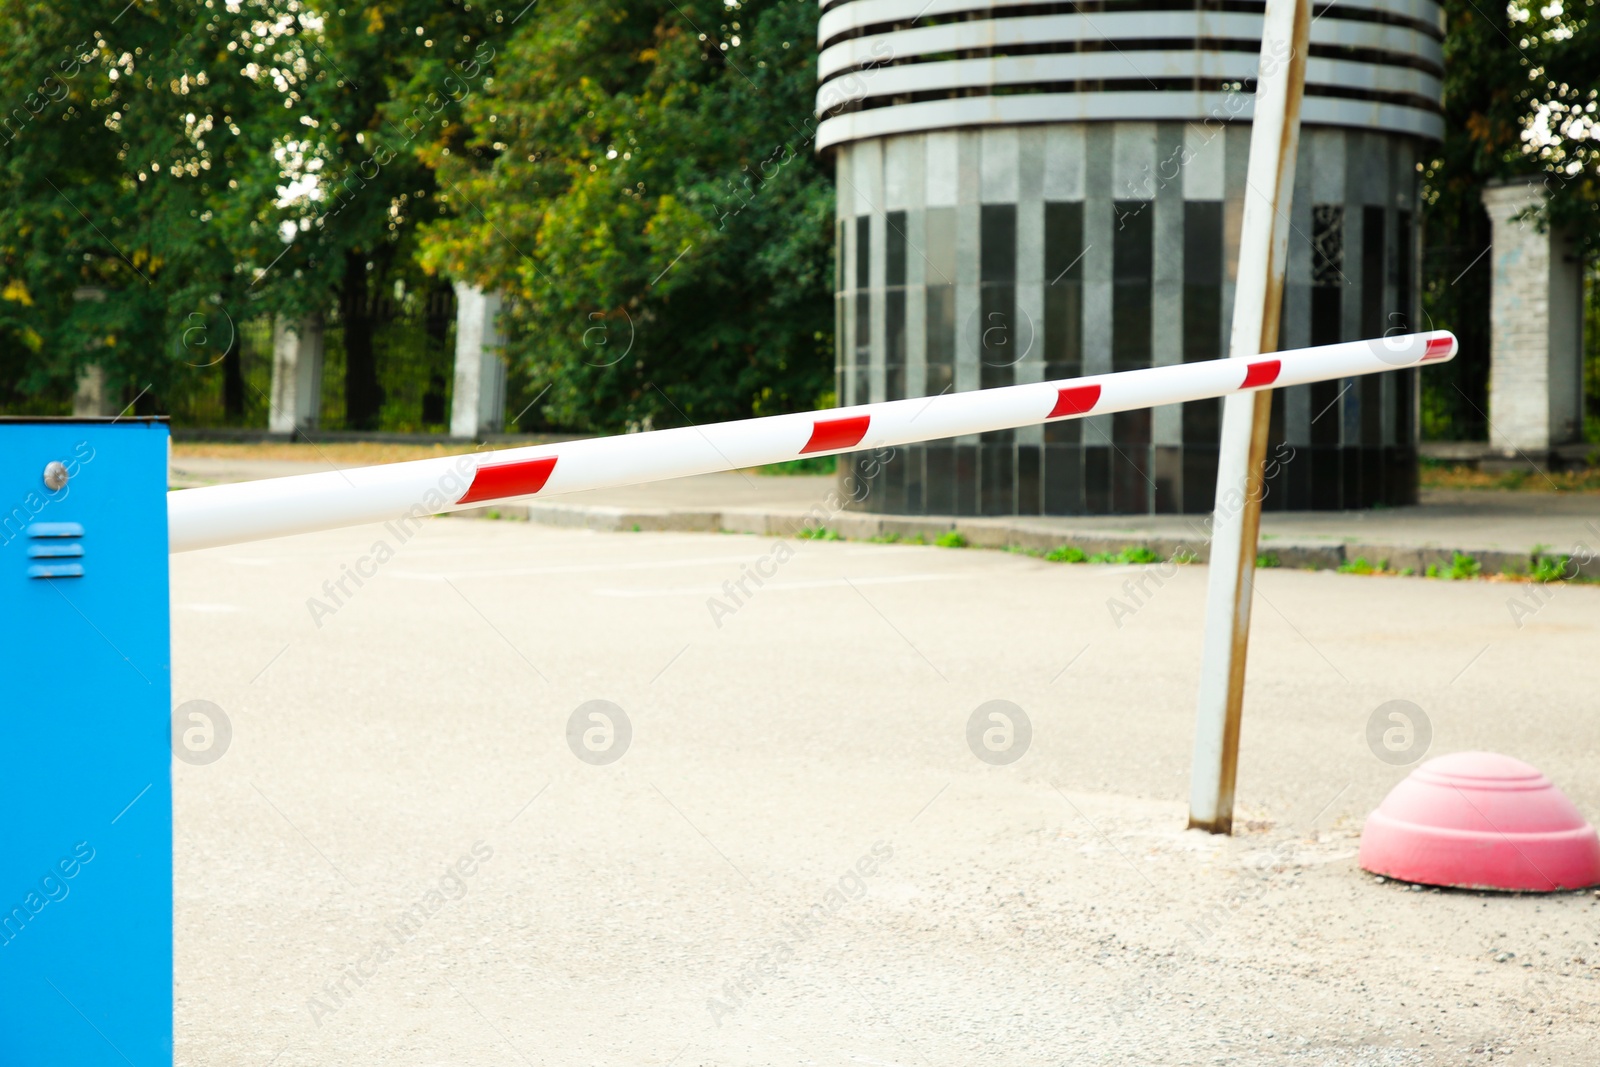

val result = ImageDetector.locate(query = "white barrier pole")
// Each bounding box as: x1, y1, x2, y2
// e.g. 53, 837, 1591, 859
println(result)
1187, 0, 1311, 835
168, 332, 1453, 553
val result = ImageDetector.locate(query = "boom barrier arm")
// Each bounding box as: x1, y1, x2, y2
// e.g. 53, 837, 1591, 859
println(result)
168, 332, 1456, 553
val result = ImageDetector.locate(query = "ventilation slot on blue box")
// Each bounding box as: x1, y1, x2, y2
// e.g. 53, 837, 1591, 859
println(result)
26, 521, 84, 578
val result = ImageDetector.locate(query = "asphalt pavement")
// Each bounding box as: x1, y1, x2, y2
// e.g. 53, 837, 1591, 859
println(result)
171, 517, 1600, 1065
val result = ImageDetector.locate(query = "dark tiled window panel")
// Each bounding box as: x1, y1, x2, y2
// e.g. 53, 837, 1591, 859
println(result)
836, 219, 846, 291
1396, 211, 1414, 331
1184, 396, 1220, 447
1154, 446, 1181, 513
1357, 207, 1387, 507
981, 204, 1019, 394
885, 289, 906, 401
1112, 444, 1151, 514
1112, 201, 1153, 371
886, 211, 907, 287
854, 290, 871, 405
1342, 441, 1363, 507
1182, 447, 1219, 514
852, 210, 871, 405
1395, 210, 1415, 467
1283, 445, 1312, 510
955, 445, 978, 515
925, 445, 954, 515
1084, 446, 1112, 513
1045, 204, 1085, 329
1114, 407, 1151, 446
1310, 377, 1342, 447
855, 215, 871, 291
1311, 446, 1342, 510
1362, 206, 1386, 338
1044, 444, 1083, 513
1360, 446, 1383, 510
1017, 445, 1042, 515
1308, 202, 1344, 495
885, 214, 909, 400
980, 444, 1015, 514
1110, 411, 1150, 515
980, 284, 1017, 390
1311, 204, 1344, 287
1361, 375, 1381, 443
834, 296, 846, 402
1028, 198, 1083, 486
981, 204, 1017, 283
1391, 443, 1418, 507
1183, 201, 1224, 362
1401, 371, 1414, 476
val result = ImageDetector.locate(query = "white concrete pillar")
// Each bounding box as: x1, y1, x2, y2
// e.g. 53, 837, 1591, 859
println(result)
1482, 181, 1585, 460
70, 287, 120, 417
451, 283, 507, 438
72, 365, 120, 417
268, 314, 324, 435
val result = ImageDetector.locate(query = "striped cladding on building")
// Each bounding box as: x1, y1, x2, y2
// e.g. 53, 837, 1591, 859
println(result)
816, 0, 1443, 516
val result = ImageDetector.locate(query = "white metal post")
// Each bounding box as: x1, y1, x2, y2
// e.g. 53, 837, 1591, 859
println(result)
1187, 0, 1311, 834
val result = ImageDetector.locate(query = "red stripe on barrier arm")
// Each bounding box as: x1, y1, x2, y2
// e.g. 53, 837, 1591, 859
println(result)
1240, 359, 1281, 389
1423, 336, 1453, 360
1047, 384, 1101, 419
457, 456, 559, 504
800, 414, 871, 454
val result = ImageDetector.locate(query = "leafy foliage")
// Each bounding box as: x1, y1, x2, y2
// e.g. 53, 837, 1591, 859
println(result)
1421, 0, 1599, 439
0, 0, 496, 421
0, 0, 1586, 441
416, 0, 835, 433
1513, 0, 1600, 259
0, 0, 281, 410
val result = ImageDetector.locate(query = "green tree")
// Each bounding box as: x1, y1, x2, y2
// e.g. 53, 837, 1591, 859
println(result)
0, 2, 172, 408
0, 0, 316, 416
416, 0, 835, 434
242, 1, 498, 429
0, 0, 497, 426
1512, 0, 1599, 259
1422, 0, 1598, 439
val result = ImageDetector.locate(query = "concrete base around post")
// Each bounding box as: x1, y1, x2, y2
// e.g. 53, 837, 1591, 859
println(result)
268, 314, 324, 436
1482, 181, 1586, 466
451, 283, 507, 440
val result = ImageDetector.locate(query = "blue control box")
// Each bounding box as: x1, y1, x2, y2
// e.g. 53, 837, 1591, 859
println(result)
0, 419, 172, 1065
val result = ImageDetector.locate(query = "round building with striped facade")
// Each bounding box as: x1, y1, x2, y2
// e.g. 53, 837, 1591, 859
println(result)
817, 0, 1444, 515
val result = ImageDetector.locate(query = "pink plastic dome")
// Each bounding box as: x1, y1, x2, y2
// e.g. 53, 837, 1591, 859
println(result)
1359, 751, 1600, 891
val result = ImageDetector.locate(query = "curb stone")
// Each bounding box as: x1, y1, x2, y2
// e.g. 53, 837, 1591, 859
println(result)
447, 501, 1600, 580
